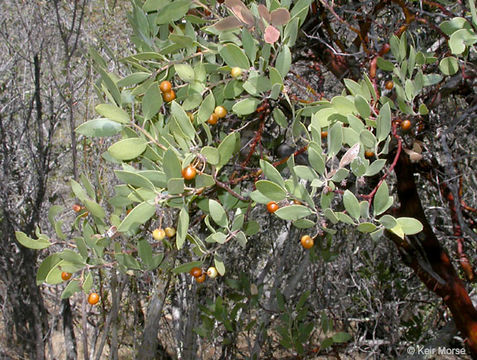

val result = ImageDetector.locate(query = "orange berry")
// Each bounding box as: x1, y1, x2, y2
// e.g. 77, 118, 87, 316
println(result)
321, 131, 328, 139
88, 292, 100, 305
162, 89, 176, 102
159, 80, 172, 93
214, 106, 227, 118
181, 165, 197, 180
208, 113, 218, 125
196, 273, 206, 283
72, 204, 82, 212
385, 80, 394, 90
266, 201, 279, 213
61, 272, 72, 281
190, 267, 203, 278
401, 119, 412, 131
300, 235, 314, 249
365, 150, 375, 158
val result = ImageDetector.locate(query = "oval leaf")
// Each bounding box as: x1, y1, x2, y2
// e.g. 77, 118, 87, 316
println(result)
274, 205, 312, 221
108, 138, 148, 161
219, 43, 250, 69
117, 201, 156, 233
255, 180, 287, 201
75, 119, 123, 137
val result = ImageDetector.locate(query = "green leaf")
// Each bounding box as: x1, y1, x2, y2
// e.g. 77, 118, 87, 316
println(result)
357, 222, 377, 233
172, 261, 203, 274
396, 217, 423, 235
449, 29, 477, 55
354, 95, 370, 119
440, 17, 471, 35
242, 28, 257, 63
439, 57, 459, 76
117, 201, 156, 233
209, 200, 228, 227
232, 98, 261, 115
332, 332, 352, 343
404, 79, 415, 101
217, 132, 239, 168
155, 0, 190, 24
76, 119, 123, 137
198, 92, 215, 123
143, 83, 163, 120
214, 254, 226, 276
175, 64, 195, 83
389, 222, 404, 239
260, 160, 285, 188
209, 232, 227, 244
276, 45, 291, 77
219, 43, 250, 69
373, 181, 392, 216
138, 239, 153, 268
171, 101, 196, 139
376, 103, 391, 142
378, 214, 397, 229
37, 254, 60, 285
61, 280, 81, 299
419, 103, 429, 115
201, 146, 220, 165
423, 74, 443, 86
344, 78, 361, 96
45, 261, 64, 285
163, 148, 182, 179
245, 221, 260, 235
376, 57, 394, 71
176, 207, 189, 249
365, 159, 386, 176
115, 170, 155, 191
15, 231, 51, 250
82, 272, 93, 293
255, 180, 287, 201
328, 122, 343, 156
274, 205, 312, 221
97, 67, 122, 106
308, 148, 325, 175
360, 129, 376, 149
71, 179, 88, 202
292, 219, 315, 229
117, 72, 151, 87
196, 174, 215, 188
84, 199, 106, 219
58, 249, 85, 265
108, 138, 148, 161
294, 165, 317, 181
336, 212, 355, 224
343, 190, 360, 220
95, 104, 130, 124
272, 108, 288, 128
167, 178, 184, 195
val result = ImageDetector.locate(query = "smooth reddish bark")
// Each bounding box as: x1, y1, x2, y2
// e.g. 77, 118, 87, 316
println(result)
388, 152, 477, 356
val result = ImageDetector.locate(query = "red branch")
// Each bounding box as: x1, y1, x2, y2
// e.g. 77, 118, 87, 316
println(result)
440, 182, 475, 281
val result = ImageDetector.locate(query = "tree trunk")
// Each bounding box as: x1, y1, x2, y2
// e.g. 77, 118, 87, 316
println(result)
138, 275, 172, 360
388, 151, 477, 356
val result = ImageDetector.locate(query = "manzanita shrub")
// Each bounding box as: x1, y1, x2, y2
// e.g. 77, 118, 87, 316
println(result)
15, 0, 477, 354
